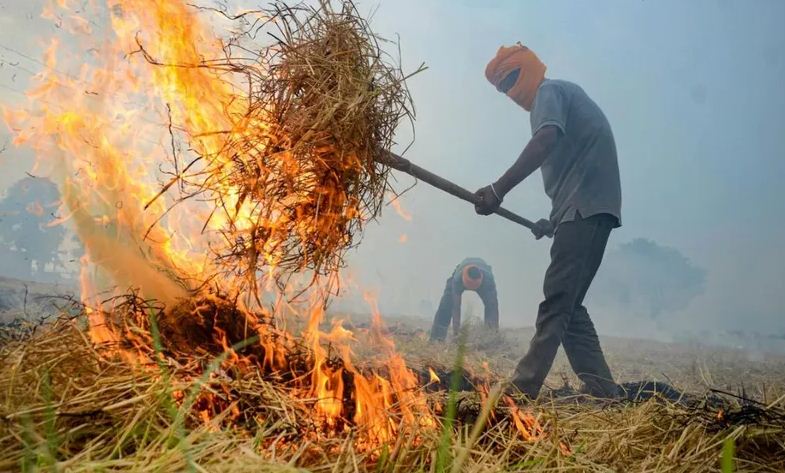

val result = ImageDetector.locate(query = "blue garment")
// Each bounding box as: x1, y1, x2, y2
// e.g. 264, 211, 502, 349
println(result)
430, 258, 499, 341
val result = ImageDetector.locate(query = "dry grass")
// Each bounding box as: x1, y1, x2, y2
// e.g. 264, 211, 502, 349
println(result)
145, 0, 424, 294
2, 313, 784, 472
2, 2, 783, 469
377, 316, 785, 401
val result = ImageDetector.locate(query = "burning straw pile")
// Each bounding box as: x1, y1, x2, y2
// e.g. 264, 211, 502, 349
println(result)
2, 313, 785, 472
4, 0, 785, 471
159, 0, 423, 290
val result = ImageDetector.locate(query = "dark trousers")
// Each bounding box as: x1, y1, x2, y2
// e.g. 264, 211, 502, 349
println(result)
512, 213, 617, 398
430, 277, 499, 341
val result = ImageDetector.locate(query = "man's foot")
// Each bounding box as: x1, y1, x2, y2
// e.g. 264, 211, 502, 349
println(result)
578, 381, 622, 399
504, 378, 538, 401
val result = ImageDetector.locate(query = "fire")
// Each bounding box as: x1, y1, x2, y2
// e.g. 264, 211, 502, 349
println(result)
503, 395, 544, 442
1, 0, 556, 454
5, 0, 216, 310
428, 367, 441, 385
389, 195, 413, 221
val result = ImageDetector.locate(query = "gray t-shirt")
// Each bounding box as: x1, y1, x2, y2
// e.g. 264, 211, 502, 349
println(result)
530, 79, 622, 227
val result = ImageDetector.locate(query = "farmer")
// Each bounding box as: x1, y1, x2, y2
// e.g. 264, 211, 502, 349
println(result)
474, 44, 621, 398
429, 257, 499, 342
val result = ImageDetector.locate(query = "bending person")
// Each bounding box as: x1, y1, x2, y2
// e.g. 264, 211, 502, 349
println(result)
430, 258, 499, 341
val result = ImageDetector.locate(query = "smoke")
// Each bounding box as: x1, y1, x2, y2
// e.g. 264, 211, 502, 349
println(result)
0, 176, 68, 282
591, 238, 706, 319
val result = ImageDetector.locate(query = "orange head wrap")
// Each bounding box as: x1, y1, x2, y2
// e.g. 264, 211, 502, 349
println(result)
485, 43, 546, 111
461, 265, 484, 291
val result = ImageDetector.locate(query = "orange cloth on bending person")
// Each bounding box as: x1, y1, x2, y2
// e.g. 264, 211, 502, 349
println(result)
485, 44, 546, 111
461, 265, 484, 291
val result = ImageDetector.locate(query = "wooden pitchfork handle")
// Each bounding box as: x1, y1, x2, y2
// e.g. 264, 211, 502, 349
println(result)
380, 151, 552, 237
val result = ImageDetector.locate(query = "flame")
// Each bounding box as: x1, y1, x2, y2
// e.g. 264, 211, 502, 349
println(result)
389, 195, 412, 221
5, 0, 219, 310
501, 396, 569, 453
2, 0, 552, 452
297, 291, 435, 442
428, 367, 441, 385
503, 396, 544, 442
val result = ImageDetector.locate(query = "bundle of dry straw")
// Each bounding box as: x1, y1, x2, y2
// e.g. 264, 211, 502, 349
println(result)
161, 0, 423, 290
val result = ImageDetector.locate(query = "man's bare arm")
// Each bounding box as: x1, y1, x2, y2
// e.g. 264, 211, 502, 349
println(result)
474, 124, 562, 223
493, 125, 561, 197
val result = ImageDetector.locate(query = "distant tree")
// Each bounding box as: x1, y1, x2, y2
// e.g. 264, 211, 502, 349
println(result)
0, 177, 66, 281
592, 238, 706, 318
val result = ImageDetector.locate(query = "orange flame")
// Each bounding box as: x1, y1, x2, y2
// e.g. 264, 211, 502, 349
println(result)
1, 0, 549, 451
428, 367, 441, 385
503, 395, 544, 442
389, 195, 413, 221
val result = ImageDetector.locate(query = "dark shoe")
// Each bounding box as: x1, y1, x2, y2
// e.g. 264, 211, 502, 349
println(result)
578, 380, 621, 399
505, 378, 538, 401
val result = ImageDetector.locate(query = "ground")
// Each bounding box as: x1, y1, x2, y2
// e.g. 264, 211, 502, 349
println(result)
0, 276, 76, 324
356, 314, 785, 402
2, 294, 784, 471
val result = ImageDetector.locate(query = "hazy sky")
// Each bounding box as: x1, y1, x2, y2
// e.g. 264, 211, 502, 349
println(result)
1, 0, 784, 340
